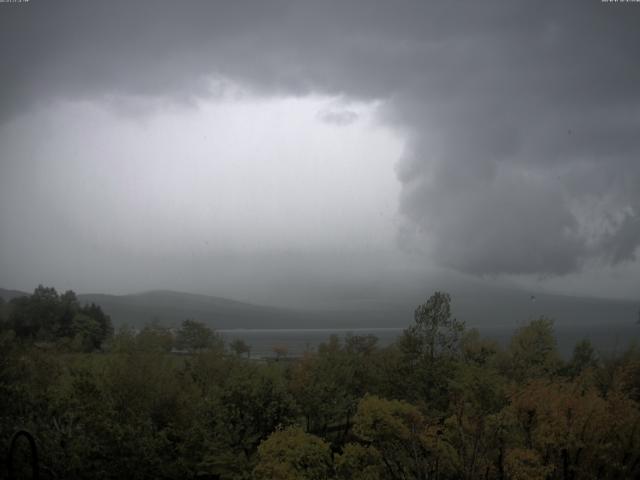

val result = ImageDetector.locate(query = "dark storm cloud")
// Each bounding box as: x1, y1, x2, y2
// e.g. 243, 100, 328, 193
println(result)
1, 0, 639, 276
317, 108, 358, 126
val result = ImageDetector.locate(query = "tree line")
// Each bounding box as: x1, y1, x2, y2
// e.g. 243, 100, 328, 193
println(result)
1, 288, 639, 479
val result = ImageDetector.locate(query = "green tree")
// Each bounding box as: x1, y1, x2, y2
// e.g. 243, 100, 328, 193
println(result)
254, 426, 333, 480
0, 296, 8, 329
136, 322, 174, 353
195, 361, 298, 478
344, 333, 378, 356
175, 319, 222, 353
5, 286, 112, 349
58, 289, 80, 338
566, 338, 598, 378
403, 291, 465, 361
229, 338, 251, 357
289, 342, 367, 438
394, 291, 465, 410
9, 285, 60, 339
70, 313, 103, 352
506, 317, 561, 381
335, 443, 384, 480
460, 328, 500, 367
110, 324, 138, 352
79, 302, 113, 346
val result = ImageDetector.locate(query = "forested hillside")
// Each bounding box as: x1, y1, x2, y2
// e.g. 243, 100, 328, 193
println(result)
1, 288, 640, 479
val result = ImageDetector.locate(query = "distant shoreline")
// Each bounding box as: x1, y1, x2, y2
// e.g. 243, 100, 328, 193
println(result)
217, 323, 640, 360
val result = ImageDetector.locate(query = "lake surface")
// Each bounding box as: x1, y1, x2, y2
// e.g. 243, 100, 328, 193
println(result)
219, 323, 640, 359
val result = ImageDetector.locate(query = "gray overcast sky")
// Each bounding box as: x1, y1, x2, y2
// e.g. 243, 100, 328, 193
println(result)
1, 0, 639, 305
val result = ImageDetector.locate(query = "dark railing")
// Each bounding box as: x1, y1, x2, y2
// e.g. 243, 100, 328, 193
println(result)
7, 430, 39, 480
5, 429, 222, 479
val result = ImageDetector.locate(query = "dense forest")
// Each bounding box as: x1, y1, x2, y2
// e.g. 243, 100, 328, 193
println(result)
1, 287, 640, 479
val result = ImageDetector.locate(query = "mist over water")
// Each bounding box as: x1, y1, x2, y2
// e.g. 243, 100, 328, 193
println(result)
220, 323, 639, 359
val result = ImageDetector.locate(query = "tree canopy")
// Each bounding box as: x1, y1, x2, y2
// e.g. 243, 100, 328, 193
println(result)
5, 285, 113, 350
2, 288, 640, 479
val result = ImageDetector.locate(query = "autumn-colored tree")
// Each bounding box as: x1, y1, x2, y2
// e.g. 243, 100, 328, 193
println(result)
503, 448, 551, 480
349, 395, 458, 479
446, 363, 507, 479
506, 379, 640, 479
272, 343, 289, 360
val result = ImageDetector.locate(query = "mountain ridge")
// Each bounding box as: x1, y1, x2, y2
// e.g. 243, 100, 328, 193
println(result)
1, 286, 638, 330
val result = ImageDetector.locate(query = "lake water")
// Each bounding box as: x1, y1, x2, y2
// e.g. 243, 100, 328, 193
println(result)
219, 323, 640, 359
